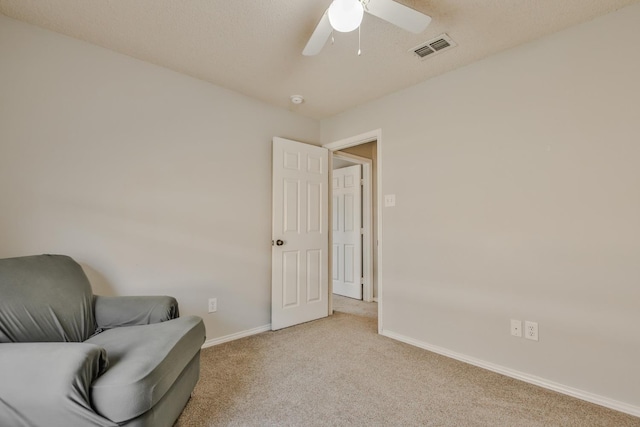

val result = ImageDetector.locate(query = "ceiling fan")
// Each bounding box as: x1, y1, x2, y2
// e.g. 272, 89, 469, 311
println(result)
303, 0, 432, 56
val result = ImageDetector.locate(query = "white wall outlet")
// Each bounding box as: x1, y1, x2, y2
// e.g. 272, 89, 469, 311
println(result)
208, 298, 217, 313
525, 321, 538, 341
384, 194, 396, 207
510, 319, 522, 337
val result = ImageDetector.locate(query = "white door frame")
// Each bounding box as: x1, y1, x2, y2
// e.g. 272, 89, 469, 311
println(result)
332, 152, 373, 302
323, 129, 383, 334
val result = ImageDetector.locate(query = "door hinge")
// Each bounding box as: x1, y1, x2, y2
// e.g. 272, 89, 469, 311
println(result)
360, 228, 364, 234
361, 179, 364, 185
360, 277, 365, 285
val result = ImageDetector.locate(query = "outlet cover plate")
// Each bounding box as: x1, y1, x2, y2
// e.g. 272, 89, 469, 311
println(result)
525, 321, 539, 341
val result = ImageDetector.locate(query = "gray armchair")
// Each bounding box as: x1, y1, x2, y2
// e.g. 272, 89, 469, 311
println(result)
0, 254, 205, 427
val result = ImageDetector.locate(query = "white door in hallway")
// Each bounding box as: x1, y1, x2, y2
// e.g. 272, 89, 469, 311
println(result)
332, 165, 362, 300
271, 137, 329, 330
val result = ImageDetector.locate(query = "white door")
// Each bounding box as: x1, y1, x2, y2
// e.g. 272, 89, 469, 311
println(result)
272, 137, 329, 330
332, 165, 362, 299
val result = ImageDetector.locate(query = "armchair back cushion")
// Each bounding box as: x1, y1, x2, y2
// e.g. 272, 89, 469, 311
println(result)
0, 254, 96, 343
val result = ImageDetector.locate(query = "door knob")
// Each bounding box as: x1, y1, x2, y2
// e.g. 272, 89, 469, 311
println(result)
275, 239, 284, 246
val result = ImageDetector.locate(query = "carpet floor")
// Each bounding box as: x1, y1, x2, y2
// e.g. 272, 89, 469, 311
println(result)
175, 296, 639, 426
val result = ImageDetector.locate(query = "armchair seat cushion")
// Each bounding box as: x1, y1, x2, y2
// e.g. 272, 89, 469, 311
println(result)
85, 315, 205, 423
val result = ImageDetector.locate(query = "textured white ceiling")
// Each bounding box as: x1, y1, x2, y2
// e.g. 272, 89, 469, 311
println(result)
1, 0, 638, 119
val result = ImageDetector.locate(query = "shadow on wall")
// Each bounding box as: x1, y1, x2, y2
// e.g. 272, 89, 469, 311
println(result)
81, 263, 116, 296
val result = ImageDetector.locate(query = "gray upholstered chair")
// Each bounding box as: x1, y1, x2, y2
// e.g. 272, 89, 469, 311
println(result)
0, 254, 205, 427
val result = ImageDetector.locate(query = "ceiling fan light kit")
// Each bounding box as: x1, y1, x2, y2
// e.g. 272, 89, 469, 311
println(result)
303, 0, 432, 56
328, 0, 364, 33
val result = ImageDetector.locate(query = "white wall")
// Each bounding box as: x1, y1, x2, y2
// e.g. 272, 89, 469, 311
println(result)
321, 3, 640, 412
0, 15, 319, 341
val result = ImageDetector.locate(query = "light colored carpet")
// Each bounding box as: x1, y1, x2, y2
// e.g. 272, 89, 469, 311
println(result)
331, 294, 378, 319
176, 300, 639, 426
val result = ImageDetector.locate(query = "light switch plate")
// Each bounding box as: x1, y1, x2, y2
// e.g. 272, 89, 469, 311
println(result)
510, 319, 522, 337
384, 194, 396, 207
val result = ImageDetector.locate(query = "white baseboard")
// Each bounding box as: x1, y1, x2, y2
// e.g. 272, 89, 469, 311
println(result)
202, 324, 271, 349
381, 329, 640, 418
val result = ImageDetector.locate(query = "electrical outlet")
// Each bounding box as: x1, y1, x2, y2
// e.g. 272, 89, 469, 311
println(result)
525, 321, 538, 341
510, 319, 522, 337
208, 298, 217, 313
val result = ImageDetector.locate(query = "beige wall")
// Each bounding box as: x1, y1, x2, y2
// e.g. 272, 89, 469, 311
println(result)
0, 15, 319, 341
321, 3, 640, 411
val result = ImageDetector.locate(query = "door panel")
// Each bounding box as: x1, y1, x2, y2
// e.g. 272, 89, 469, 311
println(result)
282, 250, 300, 308
306, 250, 322, 302
332, 165, 362, 299
307, 182, 322, 232
283, 179, 299, 233
272, 137, 329, 330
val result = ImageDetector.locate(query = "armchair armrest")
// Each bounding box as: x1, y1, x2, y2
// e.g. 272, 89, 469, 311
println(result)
94, 295, 179, 330
0, 342, 114, 426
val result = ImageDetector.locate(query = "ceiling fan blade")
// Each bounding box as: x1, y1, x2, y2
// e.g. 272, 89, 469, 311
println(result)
365, 0, 432, 34
303, 10, 333, 56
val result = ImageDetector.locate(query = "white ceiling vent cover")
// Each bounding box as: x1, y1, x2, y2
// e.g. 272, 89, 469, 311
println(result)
410, 34, 457, 60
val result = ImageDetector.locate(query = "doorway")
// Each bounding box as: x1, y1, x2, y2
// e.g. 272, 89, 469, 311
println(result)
324, 130, 381, 331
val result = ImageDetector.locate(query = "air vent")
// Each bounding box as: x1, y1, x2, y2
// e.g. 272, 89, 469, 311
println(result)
410, 33, 456, 60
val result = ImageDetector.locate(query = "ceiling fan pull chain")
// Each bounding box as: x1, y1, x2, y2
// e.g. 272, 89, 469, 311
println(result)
331, 30, 335, 45
358, 24, 362, 56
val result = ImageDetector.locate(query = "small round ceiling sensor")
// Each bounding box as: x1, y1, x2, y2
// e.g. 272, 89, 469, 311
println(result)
290, 95, 304, 105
